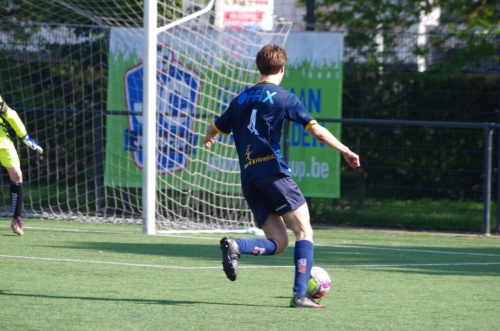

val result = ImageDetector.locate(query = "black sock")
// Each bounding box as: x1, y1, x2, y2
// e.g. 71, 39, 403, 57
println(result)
10, 181, 23, 219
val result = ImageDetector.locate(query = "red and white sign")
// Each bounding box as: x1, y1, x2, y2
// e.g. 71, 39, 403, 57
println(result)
215, 0, 274, 31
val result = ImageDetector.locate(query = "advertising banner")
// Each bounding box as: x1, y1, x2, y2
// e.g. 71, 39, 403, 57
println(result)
214, 0, 274, 31
282, 32, 344, 197
105, 30, 343, 197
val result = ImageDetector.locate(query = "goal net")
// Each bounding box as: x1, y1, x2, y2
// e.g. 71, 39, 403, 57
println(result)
0, 0, 292, 232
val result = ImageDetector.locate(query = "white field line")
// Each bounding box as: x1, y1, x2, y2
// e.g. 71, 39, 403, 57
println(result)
0, 225, 243, 239
0, 254, 499, 270
319, 244, 500, 257
2, 224, 499, 246
1, 225, 499, 268
0, 254, 219, 269
0, 224, 137, 235
0, 250, 500, 270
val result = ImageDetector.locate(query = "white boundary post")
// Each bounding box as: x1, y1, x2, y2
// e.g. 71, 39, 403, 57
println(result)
142, 0, 215, 234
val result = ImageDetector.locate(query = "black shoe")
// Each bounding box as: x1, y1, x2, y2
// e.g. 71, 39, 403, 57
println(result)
220, 237, 240, 281
290, 293, 326, 308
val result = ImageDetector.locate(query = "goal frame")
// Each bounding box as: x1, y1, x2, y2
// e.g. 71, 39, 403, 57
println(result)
142, 0, 215, 235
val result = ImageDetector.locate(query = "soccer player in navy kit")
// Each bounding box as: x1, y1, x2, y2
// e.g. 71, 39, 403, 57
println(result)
203, 44, 360, 308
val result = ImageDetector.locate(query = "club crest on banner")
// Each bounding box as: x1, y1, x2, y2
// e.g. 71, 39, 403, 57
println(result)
123, 44, 200, 174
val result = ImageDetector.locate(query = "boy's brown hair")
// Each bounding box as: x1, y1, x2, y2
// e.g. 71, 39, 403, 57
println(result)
255, 44, 288, 76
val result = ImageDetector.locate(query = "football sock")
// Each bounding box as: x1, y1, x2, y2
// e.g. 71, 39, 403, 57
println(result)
293, 239, 314, 297
235, 238, 277, 256
10, 181, 23, 219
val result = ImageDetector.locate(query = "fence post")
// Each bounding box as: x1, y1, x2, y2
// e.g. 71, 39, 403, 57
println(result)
94, 110, 104, 213
483, 124, 493, 236
496, 108, 500, 234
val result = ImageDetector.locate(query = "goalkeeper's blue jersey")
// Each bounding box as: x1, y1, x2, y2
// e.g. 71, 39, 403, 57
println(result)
213, 82, 317, 185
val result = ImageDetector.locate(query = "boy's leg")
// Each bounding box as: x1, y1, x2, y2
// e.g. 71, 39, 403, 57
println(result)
283, 203, 325, 307
10, 181, 24, 235
220, 214, 288, 281
282, 203, 314, 295
235, 237, 277, 256
219, 234, 281, 281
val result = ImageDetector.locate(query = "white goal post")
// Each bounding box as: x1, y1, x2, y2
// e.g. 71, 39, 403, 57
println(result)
142, 0, 216, 234
1, 0, 292, 234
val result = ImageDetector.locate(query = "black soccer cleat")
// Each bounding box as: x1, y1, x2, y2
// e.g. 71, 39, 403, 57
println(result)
220, 237, 240, 281
290, 293, 326, 308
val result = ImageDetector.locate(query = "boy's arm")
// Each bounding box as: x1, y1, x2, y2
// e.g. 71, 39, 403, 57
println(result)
203, 124, 219, 148
308, 123, 360, 169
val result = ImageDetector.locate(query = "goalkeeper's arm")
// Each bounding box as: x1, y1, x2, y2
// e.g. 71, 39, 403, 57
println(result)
0, 95, 43, 154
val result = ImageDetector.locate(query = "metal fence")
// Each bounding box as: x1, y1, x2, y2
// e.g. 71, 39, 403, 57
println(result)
283, 117, 500, 236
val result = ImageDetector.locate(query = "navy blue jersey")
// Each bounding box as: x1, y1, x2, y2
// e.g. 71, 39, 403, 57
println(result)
213, 82, 317, 185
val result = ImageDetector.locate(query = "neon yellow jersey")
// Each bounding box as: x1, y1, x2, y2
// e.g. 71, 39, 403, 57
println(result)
0, 94, 28, 148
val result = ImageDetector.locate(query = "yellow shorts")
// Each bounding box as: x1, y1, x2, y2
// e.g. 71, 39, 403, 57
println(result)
0, 135, 20, 169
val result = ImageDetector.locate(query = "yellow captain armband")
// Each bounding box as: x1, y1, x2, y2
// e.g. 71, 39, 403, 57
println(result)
213, 123, 231, 137
305, 120, 318, 131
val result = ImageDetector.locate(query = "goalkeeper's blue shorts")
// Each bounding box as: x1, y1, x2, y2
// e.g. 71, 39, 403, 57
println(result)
242, 174, 307, 228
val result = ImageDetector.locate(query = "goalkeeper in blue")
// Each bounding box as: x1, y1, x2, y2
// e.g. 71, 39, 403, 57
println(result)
0, 94, 43, 235
203, 44, 360, 308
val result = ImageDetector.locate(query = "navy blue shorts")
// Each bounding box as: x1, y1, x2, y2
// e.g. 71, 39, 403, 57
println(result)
242, 174, 307, 228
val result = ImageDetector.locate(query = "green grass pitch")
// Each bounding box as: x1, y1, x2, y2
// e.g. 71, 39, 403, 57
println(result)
1, 219, 499, 331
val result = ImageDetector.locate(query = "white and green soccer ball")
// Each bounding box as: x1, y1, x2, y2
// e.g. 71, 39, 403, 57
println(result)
307, 266, 331, 299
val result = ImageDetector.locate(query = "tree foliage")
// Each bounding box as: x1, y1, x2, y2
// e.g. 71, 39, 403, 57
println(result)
303, 0, 499, 30
0, 0, 184, 29
0, 0, 95, 25
438, 0, 499, 27
298, 0, 499, 72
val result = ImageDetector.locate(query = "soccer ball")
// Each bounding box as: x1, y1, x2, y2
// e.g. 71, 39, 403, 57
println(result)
307, 266, 331, 298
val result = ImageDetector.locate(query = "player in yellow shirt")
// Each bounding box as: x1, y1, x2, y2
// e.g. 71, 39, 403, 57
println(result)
0, 95, 43, 235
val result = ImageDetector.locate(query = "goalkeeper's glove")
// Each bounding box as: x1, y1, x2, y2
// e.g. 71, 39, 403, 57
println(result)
22, 134, 43, 154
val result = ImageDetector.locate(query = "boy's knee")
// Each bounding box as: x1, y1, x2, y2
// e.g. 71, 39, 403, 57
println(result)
273, 237, 289, 255
274, 245, 287, 255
